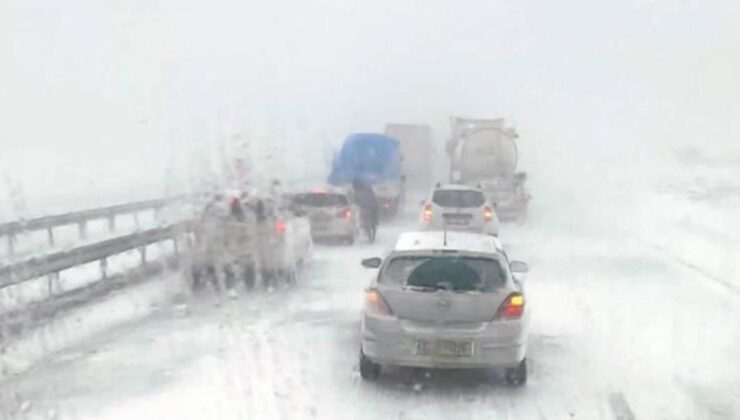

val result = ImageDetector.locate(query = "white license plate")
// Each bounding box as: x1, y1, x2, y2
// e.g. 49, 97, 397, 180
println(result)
446, 219, 469, 226
416, 340, 473, 357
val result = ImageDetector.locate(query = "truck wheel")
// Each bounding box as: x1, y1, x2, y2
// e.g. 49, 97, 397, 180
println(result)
504, 358, 527, 386
359, 351, 381, 380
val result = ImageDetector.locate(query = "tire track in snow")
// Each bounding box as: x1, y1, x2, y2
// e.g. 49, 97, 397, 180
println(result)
608, 392, 635, 420
641, 241, 740, 297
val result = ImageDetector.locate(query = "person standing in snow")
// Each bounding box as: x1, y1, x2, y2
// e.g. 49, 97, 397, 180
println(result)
352, 179, 379, 243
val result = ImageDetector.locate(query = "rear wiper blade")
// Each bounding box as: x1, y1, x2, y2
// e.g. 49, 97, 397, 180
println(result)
435, 281, 454, 291
404, 285, 436, 292
451, 289, 482, 294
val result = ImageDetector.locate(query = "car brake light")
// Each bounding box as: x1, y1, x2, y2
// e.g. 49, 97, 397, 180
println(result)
495, 293, 524, 320
484, 206, 494, 222
275, 218, 287, 234
337, 208, 352, 219
365, 289, 394, 317
423, 204, 433, 222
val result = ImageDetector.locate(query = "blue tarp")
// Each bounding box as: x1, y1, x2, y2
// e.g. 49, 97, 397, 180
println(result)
328, 133, 402, 186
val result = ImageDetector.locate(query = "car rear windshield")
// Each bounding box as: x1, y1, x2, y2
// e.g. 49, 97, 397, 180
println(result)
381, 256, 506, 292
432, 190, 486, 208
293, 193, 348, 207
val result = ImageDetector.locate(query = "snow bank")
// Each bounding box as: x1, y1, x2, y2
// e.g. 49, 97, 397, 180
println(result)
0, 269, 187, 382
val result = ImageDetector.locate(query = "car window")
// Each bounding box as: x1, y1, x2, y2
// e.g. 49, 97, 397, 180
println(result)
293, 193, 348, 207
381, 256, 505, 292
432, 190, 486, 208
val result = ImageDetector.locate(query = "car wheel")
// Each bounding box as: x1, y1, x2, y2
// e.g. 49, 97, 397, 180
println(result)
346, 234, 355, 245
284, 265, 298, 286
504, 358, 527, 386
359, 351, 381, 380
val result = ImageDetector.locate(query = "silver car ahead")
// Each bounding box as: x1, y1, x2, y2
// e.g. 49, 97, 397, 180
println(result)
290, 189, 358, 244
359, 231, 529, 385
421, 184, 500, 236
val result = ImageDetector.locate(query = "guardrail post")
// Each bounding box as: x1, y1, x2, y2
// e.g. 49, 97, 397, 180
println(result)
100, 257, 108, 279
133, 212, 140, 228
172, 238, 179, 256
47, 228, 55, 247
7, 234, 15, 257
79, 221, 88, 240
48, 272, 60, 296
139, 246, 147, 266
108, 215, 116, 232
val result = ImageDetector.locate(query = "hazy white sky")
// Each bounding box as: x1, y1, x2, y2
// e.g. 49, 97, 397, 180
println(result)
1, 0, 738, 204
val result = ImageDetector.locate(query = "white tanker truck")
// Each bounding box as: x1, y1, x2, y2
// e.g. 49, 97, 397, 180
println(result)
447, 117, 530, 222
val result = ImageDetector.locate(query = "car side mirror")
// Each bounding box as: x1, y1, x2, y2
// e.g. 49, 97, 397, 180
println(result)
361, 257, 382, 269
419, 200, 426, 206
510, 260, 529, 273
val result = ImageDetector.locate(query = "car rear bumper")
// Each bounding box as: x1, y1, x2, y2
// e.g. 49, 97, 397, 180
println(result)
422, 222, 498, 236
310, 220, 355, 239
361, 315, 526, 369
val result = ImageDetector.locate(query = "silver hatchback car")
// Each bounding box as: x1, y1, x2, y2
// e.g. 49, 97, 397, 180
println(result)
359, 231, 529, 385
421, 184, 500, 236
289, 189, 358, 244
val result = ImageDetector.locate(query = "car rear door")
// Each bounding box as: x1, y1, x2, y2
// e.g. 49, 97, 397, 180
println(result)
378, 255, 512, 325
380, 288, 508, 324
295, 193, 344, 232
432, 190, 486, 230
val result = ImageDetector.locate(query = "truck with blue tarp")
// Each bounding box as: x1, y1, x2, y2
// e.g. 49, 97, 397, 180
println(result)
328, 133, 404, 218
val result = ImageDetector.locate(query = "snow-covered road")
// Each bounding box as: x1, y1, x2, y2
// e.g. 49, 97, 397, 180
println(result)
1, 211, 739, 419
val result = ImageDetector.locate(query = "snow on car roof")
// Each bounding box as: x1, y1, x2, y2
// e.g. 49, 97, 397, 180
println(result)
289, 186, 348, 195
433, 183, 483, 192
394, 231, 503, 254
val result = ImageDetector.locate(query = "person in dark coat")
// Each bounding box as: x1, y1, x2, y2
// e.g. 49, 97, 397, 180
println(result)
352, 180, 379, 243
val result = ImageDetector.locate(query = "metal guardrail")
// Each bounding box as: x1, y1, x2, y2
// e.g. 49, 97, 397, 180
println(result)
0, 197, 181, 256
0, 220, 193, 290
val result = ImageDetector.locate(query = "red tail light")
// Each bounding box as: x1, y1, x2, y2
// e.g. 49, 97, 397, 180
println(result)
365, 289, 394, 317
275, 218, 287, 234
484, 206, 494, 222
422, 204, 433, 222
495, 293, 525, 320
337, 208, 352, 219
